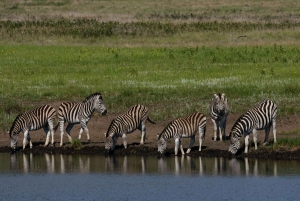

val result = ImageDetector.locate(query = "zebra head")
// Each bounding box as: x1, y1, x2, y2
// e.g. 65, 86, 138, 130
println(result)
228, 132, 240, 155
213, 93, 228, 116
104, 135, 117, 153
9, 115, 21, 150
85, 93, 107, 115
8, 130, 18, 150
95, 94, 107, 115
157, 134, 167, 155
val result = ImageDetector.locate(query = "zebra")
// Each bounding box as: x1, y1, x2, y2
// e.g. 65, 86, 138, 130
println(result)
8, 105, 57, 150
104, 104, 156, 153
58, 93, 107, 146
209, 93, 229, 141
228, 100, 277, 155
157, 112, 206, 156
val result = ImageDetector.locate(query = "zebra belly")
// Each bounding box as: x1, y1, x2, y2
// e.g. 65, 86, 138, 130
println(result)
180, 133, 193, 138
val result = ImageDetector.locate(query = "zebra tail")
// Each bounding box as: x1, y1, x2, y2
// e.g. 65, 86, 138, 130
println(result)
147, 117, 156, 124
53, 122, 60, 132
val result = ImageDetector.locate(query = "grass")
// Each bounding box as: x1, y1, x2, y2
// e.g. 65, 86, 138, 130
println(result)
1, 45, 299, 131
71, 139, 83, 151
273, 137, 300, 150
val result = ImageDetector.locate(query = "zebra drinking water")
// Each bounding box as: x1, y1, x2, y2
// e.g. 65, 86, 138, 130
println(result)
9, 105, 57, 150
157, 112, 206, 155
209, 93, 229, 141
57, 93, 107, 146
228, 100, 277, 155
104, 104, 156, 153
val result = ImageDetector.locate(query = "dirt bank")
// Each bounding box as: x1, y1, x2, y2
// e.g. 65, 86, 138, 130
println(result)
1, 108, 300, 160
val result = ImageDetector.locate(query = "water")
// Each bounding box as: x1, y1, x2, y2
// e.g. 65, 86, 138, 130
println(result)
0, 153, 300, 201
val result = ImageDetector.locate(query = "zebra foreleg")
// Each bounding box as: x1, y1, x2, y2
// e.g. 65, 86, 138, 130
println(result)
253, 129, 258, 150
220, 117, 227, 141
59, 120, 66, 147
174, 138, 184, 155
186, 135, 195, 154
48, 120, 54, 146
65, 123, 74, 143
244, 135, 250, 153
23, 130, 30, 150
28, 133, 33, 149
122, 134, 127, 149
198, 128, 204, 151
272, 118, 277, 143
211, 119, 218, 141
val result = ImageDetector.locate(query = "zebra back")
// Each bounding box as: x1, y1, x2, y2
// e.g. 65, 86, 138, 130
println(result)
58, 92, 106, 123
158, 112, 206, 140
9, 105, 56, 137
209, 93, 229, 120
105, 104, 152, 137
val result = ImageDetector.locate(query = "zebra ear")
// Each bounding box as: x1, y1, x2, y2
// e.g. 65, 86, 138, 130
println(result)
157, 134, 160, 139
221, 93, 226, 100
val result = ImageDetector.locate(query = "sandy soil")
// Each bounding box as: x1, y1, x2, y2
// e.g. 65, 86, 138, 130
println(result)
1, 103, 300, 160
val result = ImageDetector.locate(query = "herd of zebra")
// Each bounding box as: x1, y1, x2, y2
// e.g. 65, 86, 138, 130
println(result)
8, 92, 277, 156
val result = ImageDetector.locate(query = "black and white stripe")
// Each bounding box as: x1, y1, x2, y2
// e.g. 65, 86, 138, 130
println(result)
58, 93, 107, 146
228, 100, 277, 155
9, 105, 57, 150
104, 104, 155, 152
157, 112, 206, 155
209, 93, 229, 141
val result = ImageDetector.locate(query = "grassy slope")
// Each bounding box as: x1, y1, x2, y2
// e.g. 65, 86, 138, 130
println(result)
0, 0, 299, 136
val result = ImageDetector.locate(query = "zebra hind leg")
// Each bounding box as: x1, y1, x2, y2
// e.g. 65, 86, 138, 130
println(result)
263, 126, 270, 146
186, 135, 195, 154
140, 121, 146, 145
79, 121, 90, 143
43, 126, 50, 147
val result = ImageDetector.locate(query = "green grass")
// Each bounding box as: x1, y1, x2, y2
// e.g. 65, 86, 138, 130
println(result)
71, 139, 83, 151
273, 137, 300, 149
1, 45, 299, 130
0, 0, 299, 135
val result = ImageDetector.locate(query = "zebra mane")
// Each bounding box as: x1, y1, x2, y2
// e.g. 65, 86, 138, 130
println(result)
230, 113, 248, 137
159, 120, 175, 140
83, 93, 102, 103
9, 114, 22, 136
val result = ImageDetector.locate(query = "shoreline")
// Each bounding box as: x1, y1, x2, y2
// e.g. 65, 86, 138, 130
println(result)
1, 144, 300, 161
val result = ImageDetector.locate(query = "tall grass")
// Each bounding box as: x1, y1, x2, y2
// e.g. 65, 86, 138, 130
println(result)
1, 45, 299, 130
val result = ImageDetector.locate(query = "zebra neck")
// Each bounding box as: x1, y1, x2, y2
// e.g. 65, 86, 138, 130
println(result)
161, 132, 172, 141
81, 103, 95, 117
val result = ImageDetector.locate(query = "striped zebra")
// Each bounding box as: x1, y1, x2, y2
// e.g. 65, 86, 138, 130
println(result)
157, 112, 206, 156
58, 93, 107, 146
209, 93, 229, 141
228, 100, 277, 155
9, 105, 57, 150
104, 104, 156, 153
